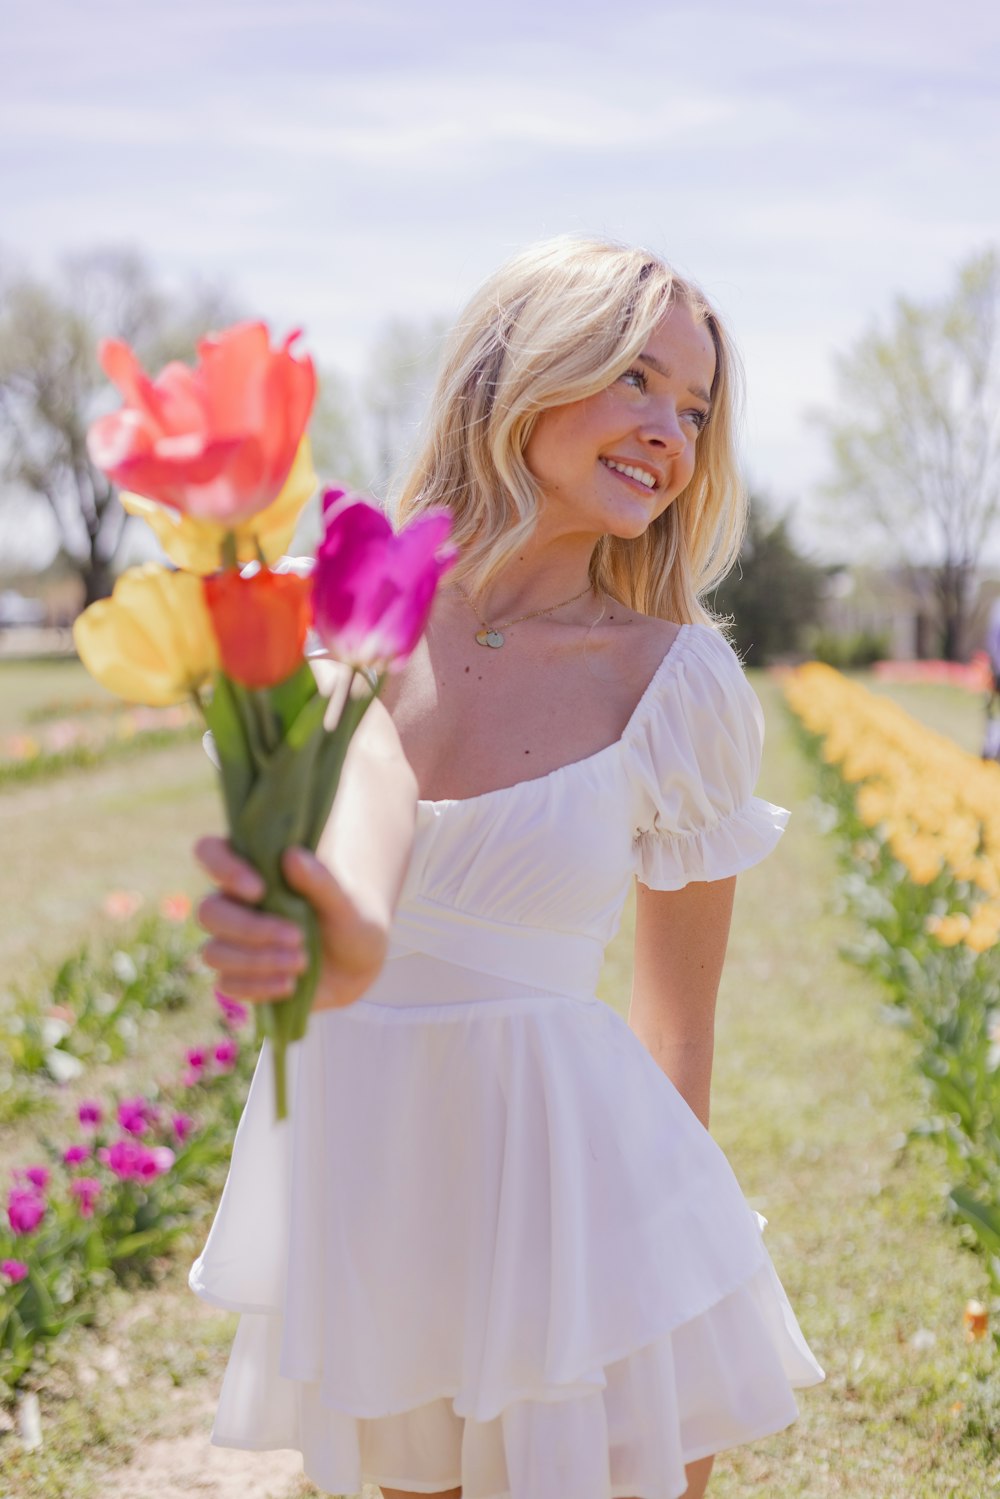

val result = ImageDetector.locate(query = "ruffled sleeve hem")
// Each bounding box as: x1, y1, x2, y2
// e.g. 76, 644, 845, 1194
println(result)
634, 794, 791, 891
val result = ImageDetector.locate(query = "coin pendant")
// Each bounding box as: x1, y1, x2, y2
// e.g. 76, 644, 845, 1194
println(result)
475, 628, 505, 648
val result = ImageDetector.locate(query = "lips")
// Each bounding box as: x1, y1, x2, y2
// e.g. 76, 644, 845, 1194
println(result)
599, 456, 661, 491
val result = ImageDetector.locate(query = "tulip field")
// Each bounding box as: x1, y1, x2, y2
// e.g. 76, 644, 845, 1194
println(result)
783, 664, 1000, 1334
1, 658, 998, 1498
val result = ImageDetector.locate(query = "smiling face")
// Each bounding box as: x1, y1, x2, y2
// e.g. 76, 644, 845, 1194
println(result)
522, 299, 717, 541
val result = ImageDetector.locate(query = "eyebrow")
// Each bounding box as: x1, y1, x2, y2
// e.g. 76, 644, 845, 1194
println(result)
637, 352, 712, 408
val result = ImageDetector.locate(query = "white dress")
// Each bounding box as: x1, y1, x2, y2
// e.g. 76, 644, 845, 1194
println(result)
188, 621, 825, 1499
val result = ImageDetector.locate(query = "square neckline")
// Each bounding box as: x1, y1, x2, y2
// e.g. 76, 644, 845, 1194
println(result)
416, 622, 696, 810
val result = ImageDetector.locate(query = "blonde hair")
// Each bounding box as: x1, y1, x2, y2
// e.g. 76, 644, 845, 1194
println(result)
392, 235, 747, 629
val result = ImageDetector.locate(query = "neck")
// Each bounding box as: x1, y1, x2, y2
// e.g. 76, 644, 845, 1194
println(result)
453, 538, 600, 624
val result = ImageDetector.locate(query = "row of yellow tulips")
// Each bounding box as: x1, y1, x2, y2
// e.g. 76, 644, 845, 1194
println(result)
783, 662, 1000, 953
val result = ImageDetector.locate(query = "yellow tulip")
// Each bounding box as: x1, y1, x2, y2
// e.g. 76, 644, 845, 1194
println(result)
72, 564, 218, 706
119, 436, 317, 576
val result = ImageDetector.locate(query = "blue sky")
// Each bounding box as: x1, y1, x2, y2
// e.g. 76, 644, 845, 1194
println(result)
3, 0, 999, 565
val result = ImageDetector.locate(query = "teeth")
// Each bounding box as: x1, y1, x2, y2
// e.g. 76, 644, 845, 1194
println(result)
602, 458, 656, 489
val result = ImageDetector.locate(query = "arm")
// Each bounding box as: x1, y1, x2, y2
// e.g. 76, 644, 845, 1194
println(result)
628, 874, 737, 1130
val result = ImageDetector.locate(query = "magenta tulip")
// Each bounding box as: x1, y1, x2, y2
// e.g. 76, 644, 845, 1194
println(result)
172, 1113, 196, 1144
7, 1188, 46, 1236
78, 1100, 103, 1129
214, 1038, 239, 1072
22, 1166, 51, 1193
312, 490, 458, 673
214, 991, 250, 1029
69, 1178, 102, 1219
1, 1259, 29, 1284
63, 1144, 92, 1167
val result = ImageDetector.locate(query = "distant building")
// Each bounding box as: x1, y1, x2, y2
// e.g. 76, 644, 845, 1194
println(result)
818, 563, 1000, 662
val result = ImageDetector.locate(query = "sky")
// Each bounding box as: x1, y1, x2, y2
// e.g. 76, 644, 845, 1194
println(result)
3, 0, 999, 567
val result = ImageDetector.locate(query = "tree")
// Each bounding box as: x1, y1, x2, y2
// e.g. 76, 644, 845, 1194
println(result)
813, 250, 1000, 660
710, 499, 828, 666
0, 248, 239, 603
363, 315, 449, 498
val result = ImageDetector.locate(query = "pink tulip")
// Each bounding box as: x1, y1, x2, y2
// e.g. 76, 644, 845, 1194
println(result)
1, 1260, 29, 1284
214, 1038, 239, 1072
87, 322, 315, 525
117, 1097, 160, 1137
69, 1178, 102, 1219
185, 1047, 207, 1073
63, 1144, 92, 1167
21, 1166, 51, 1193
7, 1188, 46, 1236
312, 490, 458, 673
172, 1113, 195, 1144
98, 1139, 145, 1181
214, 991, 249, 1029
78, 1100, 103, 1129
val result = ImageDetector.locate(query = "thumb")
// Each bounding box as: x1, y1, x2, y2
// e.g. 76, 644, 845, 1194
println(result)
281, 846, 350, 917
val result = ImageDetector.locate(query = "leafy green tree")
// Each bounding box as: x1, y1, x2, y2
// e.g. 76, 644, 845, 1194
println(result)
0, 248, 239, 603
813, 250, 1000, 660
711, 500, 828, 665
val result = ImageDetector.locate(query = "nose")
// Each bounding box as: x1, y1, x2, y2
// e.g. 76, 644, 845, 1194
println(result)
639, 402, 686, 455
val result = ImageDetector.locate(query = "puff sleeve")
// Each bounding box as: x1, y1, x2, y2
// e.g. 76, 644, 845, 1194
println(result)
630, 626, 790, 890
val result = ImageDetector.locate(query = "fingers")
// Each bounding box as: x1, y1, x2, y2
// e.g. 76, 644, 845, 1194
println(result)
193, 835, 265, 902
281, 847, 348, 913
197, 891, 302, 950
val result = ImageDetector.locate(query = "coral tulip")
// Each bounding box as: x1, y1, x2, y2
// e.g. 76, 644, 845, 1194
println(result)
312, 490, 458, 672
203, 565, 313, 690
87, 322, 316, 526
119, 436, 318, 575
73, 564, 219, 706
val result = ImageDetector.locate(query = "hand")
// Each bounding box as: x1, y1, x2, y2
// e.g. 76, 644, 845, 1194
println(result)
194, 836, 390, 1012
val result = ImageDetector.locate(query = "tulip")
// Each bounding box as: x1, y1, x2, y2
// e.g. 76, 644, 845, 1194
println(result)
312, 490, 458, 672
22, 1166, 51, 1192
214, 1038, 239, 1072
7, 1188, 46, 1236
172, 1113, 196, 1144
159, 893, 192, 922
73, 565, 219, 706
63, 1144, 92, 1167
1, 1260, 29, 1284
118, 437, 318, 575
87, 322, 316, 525
214, 991, 250, 1029
69, 1178, 102, 1219
78, 1100, 103, 1129
203, 565, 313, 690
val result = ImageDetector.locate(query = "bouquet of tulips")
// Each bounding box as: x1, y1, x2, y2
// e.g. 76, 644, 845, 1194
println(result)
74, 322, 457, 1121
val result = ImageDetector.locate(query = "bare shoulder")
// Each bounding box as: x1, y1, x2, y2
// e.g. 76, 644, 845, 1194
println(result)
600, 604, 685, 687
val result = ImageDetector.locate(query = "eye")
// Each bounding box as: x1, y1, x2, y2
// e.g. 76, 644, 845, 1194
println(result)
684, 408, 710, 433
618, 367, 648, 392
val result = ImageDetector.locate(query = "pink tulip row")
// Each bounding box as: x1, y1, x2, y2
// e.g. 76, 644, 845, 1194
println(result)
1, 702, 196, 766
0, 989, 251, 1288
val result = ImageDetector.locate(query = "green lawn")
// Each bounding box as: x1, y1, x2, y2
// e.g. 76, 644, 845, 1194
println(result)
0, 666, 995, 1498
0, 658, 120, 735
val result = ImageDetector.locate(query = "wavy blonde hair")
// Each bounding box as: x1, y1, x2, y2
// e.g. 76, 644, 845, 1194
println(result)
392, 235, 747, 629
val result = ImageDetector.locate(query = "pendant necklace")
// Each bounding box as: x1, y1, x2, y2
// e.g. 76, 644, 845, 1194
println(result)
458, 581, 596, 649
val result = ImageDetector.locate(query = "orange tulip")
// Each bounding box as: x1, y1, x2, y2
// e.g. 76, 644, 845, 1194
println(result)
88, 322, 315, 526
203, 566, 312, 690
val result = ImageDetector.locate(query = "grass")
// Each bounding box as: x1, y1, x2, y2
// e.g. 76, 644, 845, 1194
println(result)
0, 659, 119, 736
0, 666, 996, 1497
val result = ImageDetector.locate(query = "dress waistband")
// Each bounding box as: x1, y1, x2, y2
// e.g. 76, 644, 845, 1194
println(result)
386, 895, 605, 1002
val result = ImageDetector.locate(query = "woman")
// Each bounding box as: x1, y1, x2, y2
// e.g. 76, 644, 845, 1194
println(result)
190, 236, 825, 1499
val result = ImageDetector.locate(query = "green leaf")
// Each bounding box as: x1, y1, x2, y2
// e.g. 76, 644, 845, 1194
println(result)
950, 1187, 1000, 1255
270, 661, 321, 738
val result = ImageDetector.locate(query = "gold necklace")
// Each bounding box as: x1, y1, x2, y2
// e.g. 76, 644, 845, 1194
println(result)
458, 581, 596, 648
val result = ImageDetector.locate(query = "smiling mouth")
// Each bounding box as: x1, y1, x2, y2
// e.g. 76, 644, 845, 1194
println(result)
600, 457, 659, 491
